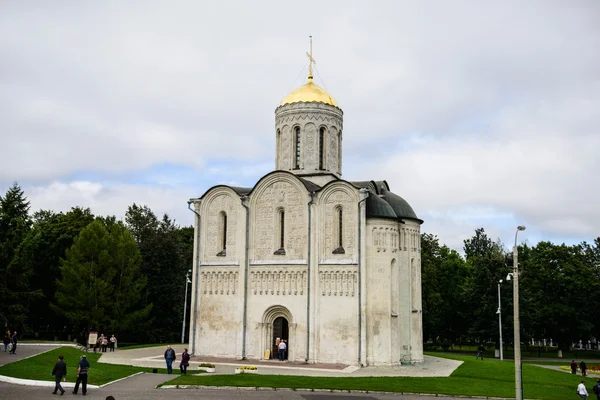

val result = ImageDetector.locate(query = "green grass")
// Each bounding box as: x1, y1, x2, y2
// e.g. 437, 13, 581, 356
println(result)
0, 346, 170, 385
163, 352, 598, 399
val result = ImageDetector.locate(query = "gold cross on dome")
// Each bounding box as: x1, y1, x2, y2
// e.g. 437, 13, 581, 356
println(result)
306, 35, 316, 80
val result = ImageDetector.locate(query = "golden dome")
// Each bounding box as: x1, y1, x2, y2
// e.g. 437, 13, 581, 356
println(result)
279, 78, 338, 107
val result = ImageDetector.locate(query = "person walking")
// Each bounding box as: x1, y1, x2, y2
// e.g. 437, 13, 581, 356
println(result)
180, 348, 190, 374
164, 345, 176, 374
72, 355, 90, 395
593, 379, 600, 400
9, 331, 18, 354
3, 330, 10, 352
102, 336, 108, 352
578, 380, 589, 400
581, 361, 588, 377
278, 339, 287, 361
572, 360, 579, 374
476, 344, 484, 360
51, 355, 67, 395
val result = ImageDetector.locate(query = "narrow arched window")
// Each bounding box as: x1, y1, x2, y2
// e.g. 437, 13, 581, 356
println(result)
274, 208, 286, 255
332, 206, 345, 254
217, 212, 227, 256
294, 126, 301, 169
319, 127, 326, 170
337, 131, 342, 172
276, 129, 281, 168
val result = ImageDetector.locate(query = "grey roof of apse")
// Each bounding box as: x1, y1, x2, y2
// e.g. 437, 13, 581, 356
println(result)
380, 188, 421, 222
365, 193, 398, 220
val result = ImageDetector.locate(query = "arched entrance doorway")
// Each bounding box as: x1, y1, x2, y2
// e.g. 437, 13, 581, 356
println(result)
272, 316, 289, 360
261, 305, 295, 361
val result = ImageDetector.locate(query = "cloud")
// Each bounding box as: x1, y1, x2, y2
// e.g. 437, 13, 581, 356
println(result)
1, 0, 598, 251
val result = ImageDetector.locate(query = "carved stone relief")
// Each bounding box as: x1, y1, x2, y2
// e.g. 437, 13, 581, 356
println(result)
319, 267, 357, 297
253, 180, 306, 260
373, 226, 399, 253
280, 125, 291, 170
206, 194, 237, 260
304, 122, 317, 170
250, 267, 307, 295
322, 190, 356, 257
327, 126, 339, 174
201, 270, 239, 295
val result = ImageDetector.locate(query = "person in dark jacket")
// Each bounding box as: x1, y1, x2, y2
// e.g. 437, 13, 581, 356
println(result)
51, 355, 67, 395
3, 330, 10, 352
164, 345, 176, 374
180, 348, 190, 374
581, 360, 588, 377
72, 355, 90, 395
9, 331, 17, 354
572, 360, 578, 374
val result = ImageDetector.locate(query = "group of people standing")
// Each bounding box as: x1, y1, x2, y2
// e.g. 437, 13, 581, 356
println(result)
3, 330, 18, 354
93, 334, 117, 352
164, 345, 190, 374
50, 354, 90, 396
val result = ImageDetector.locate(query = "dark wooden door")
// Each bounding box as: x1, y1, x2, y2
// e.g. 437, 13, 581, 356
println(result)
272, 317, 289, 359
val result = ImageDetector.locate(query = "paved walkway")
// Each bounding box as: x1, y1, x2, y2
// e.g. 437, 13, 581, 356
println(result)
97, 345, 462, 377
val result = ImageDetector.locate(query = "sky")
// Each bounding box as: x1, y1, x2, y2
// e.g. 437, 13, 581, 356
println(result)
1, 0, 599, 252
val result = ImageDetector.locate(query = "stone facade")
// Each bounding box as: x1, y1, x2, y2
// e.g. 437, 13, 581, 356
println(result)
188, 77, 423, 366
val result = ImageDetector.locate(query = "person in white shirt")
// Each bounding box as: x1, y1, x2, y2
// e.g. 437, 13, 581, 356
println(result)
278, 340, 287, 361
578, 380, 589, 400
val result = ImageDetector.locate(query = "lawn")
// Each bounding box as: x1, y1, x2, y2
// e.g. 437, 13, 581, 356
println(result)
164, 352, 598, 400
0, 346, 170, 385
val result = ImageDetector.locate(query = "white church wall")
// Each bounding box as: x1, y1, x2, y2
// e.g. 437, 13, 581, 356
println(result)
406, 220, 424, 362
365, 218, 398, 365
195, 266, 242, 357
315, 264, 359, 364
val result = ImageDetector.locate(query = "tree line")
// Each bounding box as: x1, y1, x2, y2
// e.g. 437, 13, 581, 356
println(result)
1, 182, 599, 349
0, 183, 193, 344
422, 228, 600, 350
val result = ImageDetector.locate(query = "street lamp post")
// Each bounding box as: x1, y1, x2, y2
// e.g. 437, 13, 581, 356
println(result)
496, 279, 503, 361
181, 269, 192, 344
512, 225, 526, 400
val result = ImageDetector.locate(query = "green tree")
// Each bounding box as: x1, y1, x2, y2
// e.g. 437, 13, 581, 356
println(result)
421, 233, 469, 346
463, 228, 507, 344
519, 241, 599, 350
54, 219, 151, 339
125, 204, 192, 342
17, 207, 95, 338
0, 183, 35, 330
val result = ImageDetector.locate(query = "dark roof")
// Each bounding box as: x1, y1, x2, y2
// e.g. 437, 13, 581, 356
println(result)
298, 177, 321, 192
365, 194, 397, 220
380, 188, 421, 222
350, 180, 389, 195
229, 186, 252, 196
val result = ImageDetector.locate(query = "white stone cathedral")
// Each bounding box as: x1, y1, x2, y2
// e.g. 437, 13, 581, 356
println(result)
187, 44, 423, 366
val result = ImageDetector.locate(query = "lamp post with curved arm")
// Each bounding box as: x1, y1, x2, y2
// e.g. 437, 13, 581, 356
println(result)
512, 225, 526, 400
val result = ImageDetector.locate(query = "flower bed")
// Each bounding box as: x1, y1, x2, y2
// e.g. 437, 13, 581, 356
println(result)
235, 365, 258, 374
559, 366, 600, 375
198, 363, 216, 373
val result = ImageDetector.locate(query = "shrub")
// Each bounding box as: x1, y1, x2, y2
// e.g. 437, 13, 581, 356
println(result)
199, 363, 215, 368
236, 366, 257, 370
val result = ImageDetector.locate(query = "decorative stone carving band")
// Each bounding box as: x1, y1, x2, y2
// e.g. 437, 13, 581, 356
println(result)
201, 271, 239, 295
250, 268, 307, 296
318, 268, 357, 297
